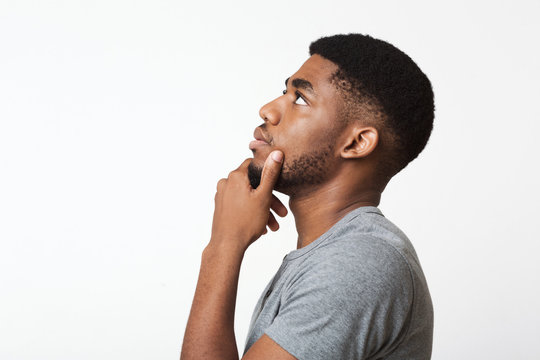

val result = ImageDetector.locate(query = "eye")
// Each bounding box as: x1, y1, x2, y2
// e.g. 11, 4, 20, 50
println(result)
283, 89, 308, 106
294, 92, 308, 106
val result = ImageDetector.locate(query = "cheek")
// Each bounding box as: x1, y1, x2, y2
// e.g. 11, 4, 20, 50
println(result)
273, 109, 337, 160
276, 128, 331, 158
273, 122, 309, 152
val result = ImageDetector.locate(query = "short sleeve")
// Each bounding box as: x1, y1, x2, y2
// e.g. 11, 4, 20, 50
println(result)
264, 240, 414, 360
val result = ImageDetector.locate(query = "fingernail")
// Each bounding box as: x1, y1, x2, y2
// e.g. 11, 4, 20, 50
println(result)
271, 151, 283, 162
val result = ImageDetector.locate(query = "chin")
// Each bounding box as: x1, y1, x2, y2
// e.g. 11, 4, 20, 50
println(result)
247, 161, 263, 189
251, 148, 272, 162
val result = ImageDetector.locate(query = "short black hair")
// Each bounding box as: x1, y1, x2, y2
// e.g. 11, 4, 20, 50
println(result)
309, 33, 435, 181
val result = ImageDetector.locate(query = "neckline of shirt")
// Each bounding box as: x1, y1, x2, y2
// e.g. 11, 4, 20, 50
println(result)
282, 205, 384, 262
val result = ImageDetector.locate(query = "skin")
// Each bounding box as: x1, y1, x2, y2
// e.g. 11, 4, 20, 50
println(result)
181, 54, 387, 360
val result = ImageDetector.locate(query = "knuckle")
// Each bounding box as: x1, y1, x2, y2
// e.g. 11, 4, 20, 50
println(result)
228, 170, 241, 179
216, 178, 227, 190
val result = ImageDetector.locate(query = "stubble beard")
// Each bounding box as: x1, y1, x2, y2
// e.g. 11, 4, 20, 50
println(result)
247, 143, 335, 197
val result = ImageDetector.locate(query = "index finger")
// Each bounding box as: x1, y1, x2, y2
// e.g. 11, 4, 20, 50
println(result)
257, 151, 283, 194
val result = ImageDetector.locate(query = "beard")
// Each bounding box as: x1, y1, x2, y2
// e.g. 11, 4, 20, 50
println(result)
247, 143, 335, 197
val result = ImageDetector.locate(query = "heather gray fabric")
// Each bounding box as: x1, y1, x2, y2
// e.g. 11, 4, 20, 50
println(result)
242, 206, 433, 360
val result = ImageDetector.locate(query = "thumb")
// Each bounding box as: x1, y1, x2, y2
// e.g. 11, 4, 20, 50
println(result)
258, 150, 283, 194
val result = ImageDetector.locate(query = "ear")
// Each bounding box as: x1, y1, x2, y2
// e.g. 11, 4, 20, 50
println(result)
340, 126, 379, 159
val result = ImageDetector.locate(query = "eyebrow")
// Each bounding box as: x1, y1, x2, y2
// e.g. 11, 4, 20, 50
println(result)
285, 77, 315, 96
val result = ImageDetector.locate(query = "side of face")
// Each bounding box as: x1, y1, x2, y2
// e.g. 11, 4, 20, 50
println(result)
248, 54, 346, 196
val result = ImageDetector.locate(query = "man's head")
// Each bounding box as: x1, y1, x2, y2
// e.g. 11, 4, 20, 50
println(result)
248, 33, 434, 198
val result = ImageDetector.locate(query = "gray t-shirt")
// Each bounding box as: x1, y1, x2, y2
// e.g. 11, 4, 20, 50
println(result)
243, 205, 433, 359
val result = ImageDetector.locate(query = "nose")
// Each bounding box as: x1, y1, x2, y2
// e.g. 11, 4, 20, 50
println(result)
259, 97, 281, 126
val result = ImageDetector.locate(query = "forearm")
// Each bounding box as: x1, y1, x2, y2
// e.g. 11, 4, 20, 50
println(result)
180, 242, 245, 360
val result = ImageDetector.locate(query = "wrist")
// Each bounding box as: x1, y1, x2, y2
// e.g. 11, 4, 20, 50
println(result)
203, 239, 246, 260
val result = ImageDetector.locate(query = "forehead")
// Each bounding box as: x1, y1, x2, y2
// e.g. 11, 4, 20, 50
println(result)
290, 54, 340, 95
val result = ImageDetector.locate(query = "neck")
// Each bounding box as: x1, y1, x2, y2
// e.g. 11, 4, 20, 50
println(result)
287, 176, 382, 250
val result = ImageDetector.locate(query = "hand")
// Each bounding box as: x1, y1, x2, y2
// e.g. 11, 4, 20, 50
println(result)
209, 151, 288, 254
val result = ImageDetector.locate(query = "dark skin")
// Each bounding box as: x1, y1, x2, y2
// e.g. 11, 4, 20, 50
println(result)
181, 54, 385, 360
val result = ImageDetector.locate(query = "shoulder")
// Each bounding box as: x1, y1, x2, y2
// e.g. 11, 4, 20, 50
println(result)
301, 233, 413, 285
265, 234, 417, 359
284, 234, 415, 309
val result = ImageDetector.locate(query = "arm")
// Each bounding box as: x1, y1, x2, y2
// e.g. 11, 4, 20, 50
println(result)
181, 244, 297, 360
180, 243, 244, 360
180, 151, 295, 360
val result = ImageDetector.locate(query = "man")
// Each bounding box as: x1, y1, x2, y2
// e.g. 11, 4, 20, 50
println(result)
181, 33, 434, 360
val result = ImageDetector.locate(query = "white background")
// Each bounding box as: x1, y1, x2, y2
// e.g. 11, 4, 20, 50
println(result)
1, 1, 539, 359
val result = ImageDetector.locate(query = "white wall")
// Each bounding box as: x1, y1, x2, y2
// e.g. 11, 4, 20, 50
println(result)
1, 1, 539, 359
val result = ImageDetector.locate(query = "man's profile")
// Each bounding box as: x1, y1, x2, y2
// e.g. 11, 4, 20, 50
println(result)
181, 33, 434, 360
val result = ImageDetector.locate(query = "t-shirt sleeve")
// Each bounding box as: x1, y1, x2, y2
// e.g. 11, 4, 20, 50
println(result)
264, 240, 414, 360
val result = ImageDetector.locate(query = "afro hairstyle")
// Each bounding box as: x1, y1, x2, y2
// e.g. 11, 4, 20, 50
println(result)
309, 33, 435, 180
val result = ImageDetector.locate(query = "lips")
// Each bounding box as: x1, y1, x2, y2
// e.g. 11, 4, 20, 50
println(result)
250, 127, 271, 151
253, 127, 270, 144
